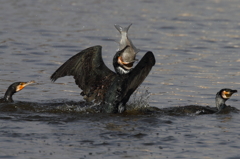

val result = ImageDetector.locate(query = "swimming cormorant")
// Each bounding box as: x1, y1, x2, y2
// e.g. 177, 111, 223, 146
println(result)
50, 45, 155, 113
157, 88, 238, 115
215, 88, 237, 113
0, 81, 35, 103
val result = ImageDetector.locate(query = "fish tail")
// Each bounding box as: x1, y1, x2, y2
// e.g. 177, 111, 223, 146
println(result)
125, 23, 132, 33
114, 23, 132, 34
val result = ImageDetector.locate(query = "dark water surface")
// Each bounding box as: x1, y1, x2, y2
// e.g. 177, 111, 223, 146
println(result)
0, 0, 240, 158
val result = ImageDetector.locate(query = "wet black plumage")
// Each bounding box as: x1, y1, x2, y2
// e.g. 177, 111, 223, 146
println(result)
160, 88, 238, 115
50, 45, 155, 113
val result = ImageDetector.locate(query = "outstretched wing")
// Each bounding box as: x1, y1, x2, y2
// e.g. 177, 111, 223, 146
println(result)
103, 51, 155, 113
121, 51, 155, 104
50, 45, 116, 103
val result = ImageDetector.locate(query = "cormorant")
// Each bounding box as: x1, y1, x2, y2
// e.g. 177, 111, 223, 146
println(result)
50, 45, 155, 113
215, 88, 237, 113
158, 88, 238, 115
0, 81, 35, 103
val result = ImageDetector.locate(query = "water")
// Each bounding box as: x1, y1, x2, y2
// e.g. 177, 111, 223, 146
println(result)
0, 0, 240, 158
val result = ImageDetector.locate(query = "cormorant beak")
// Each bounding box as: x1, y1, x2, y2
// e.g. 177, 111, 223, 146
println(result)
16, 80, 35, 92
221, 89, 237, 99
117, 56, 134, 69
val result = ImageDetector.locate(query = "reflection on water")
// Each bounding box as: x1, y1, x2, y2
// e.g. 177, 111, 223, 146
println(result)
1, 0, 240, 158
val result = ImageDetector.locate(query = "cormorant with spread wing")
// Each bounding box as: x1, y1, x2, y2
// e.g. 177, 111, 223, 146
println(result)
50, 45, 155, 113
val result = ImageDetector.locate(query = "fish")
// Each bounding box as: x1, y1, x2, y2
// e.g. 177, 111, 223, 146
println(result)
114, 24, 139, 69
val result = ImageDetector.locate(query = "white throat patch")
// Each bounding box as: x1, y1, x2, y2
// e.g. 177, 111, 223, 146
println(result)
117, 66, 131, 74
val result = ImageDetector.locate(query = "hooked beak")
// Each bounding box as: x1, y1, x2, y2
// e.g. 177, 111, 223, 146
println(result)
222, 89, 237, 99
118, 45, 129, 54
228, 90, 238, 96
16, 80, 36, 92
117, 56, 134, 70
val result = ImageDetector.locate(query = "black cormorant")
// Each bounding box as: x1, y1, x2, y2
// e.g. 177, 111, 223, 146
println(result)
215, 88, 237, 113
0, 81, 35, 103
158, 88, 238, 115
50, 45, 155, 113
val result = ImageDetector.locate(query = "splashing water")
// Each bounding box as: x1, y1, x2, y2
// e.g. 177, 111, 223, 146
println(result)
126, 88, 151, 112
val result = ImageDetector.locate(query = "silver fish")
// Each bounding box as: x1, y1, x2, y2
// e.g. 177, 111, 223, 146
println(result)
114, 24, 139, 67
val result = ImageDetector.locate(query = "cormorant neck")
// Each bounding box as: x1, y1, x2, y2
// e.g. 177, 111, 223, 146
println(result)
215, 92, 227, 112
3, 86, 16, 103
113, 50, 121, 74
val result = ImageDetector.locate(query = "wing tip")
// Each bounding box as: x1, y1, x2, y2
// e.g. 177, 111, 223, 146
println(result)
92, 45, 102, 53
50, 77, 56, 83
50, 73, 58, 82
145, 51, 156, 66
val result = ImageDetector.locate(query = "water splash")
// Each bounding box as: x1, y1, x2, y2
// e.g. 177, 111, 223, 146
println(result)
126, 88, 151, 112
34, 100, 102, 114
0, 89, 153, 115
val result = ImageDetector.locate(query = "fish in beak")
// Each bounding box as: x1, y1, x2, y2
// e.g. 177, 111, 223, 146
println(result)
114, 24, 139, 67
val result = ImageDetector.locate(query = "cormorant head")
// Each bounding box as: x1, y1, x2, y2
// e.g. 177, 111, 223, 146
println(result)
113, 45, 134, 75
215, 88, 237, 112
218, 88, 237, 100
3, 80, 35, 102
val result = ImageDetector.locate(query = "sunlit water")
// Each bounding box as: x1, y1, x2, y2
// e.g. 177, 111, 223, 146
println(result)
0, 0, 240, 158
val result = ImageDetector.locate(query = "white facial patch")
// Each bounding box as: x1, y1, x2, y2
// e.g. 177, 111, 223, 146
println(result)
221, 91, 231, 99
117, 66, 131, 74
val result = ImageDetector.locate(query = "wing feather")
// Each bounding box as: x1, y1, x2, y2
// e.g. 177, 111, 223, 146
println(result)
103, 51, 155, 113
50, 45, 116, 102
121, 51, 155, 104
